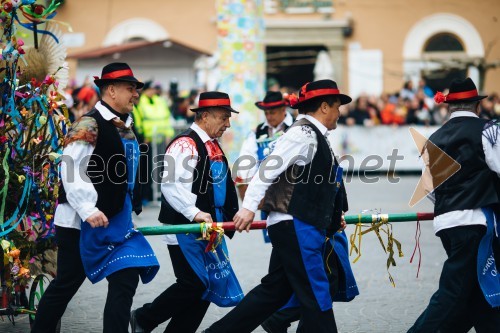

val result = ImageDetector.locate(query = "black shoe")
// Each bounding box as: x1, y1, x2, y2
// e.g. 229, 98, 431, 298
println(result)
130, 309, 149, 333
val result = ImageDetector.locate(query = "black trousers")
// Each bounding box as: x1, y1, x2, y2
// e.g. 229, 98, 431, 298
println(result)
31, 226, 141, 333
104, 268, 140, 333
262, 235, 341, 333
135, 245, 210, 333
408, 225, 500, 333
208, 220, 337, 333
31, 226, 86, 333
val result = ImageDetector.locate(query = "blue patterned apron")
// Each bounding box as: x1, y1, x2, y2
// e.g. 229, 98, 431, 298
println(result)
80, 139, 159, 284
478, 207, 500, 307
177, 159, 244, 307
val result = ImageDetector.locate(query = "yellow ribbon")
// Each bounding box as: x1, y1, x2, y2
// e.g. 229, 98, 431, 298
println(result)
349, 213, 404, 286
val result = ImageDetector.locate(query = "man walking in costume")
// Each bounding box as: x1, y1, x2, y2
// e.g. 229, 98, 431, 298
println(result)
131, 92, 242, 333
236, 91, 293, 242
236, 90, 293, 197
204, 79, 352, 333
32, 63, 159, 333
408, 77, 500, 332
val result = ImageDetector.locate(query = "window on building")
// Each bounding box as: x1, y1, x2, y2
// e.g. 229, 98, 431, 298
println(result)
424, 33, 464, 52
422, 33, 467, 92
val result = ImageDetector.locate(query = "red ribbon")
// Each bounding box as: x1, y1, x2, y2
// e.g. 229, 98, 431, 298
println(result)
198, 98, 231, 107
259, 100, 285, 108
304, 88, 340, 100
446, 89, 478, 101
101, 69, 134, 79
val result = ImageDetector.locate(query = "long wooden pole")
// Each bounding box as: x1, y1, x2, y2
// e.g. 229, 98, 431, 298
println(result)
137, 212, 434, 236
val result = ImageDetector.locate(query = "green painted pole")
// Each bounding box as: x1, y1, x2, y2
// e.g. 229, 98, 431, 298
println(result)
344, 212, 434, 224
137, 213, 434, 236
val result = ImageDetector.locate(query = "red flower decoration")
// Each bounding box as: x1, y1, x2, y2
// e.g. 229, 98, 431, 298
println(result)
287, 93, 299, 107
434, 91, 446, 104
300, 83, 309, 96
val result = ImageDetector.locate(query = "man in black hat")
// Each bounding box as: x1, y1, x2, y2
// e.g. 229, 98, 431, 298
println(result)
203, 79, 351, 333
32, 62, 160, 333
236, 91, 293, 243
408, 77, 500, 332
236, 91, 293, 198
130, 92, 241, 333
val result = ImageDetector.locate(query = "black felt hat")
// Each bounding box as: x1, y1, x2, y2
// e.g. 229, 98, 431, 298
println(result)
255, 91, 287, 110
290, 79, 352, 109
93, 62, 144, 89
190, 91, 239, 113
434, 77, 487, 104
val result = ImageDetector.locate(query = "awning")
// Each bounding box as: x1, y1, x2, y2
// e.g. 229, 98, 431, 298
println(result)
68, 38, 211, 60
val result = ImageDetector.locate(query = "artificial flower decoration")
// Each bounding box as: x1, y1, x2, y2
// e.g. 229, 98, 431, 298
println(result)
434, 91, 446, 104
0, 0, 70, 291
286, 93, 299, 108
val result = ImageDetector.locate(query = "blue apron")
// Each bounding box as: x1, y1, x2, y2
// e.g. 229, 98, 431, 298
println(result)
177, 159, 244, 307
282, 165, 358, 310
80, 139, 159, 284
478, 207, 500, 307
332, 230, 359, 302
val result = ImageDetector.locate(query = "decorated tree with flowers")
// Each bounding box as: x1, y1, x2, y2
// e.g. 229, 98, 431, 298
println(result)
0, 0, 69, 290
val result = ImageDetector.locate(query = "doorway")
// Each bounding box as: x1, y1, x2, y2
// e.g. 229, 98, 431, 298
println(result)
266, 45, 327, 91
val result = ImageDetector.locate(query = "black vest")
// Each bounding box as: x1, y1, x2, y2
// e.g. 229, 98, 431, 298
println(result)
255, 120, 291, 139
261, 118, 348, 231
58, 109, 143, 218
158, 129, 239, 233
428, 116, 500, 216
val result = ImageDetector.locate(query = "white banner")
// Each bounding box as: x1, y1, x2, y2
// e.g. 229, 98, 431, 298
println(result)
328, 125, 440, 171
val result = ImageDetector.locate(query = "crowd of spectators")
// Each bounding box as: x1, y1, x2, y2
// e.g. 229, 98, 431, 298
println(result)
64, 76, 499, 128
336, 79, 499, 127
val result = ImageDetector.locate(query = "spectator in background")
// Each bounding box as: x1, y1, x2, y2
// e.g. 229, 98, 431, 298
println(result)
70, 76, 99, 121
491, 93, 500, 120
177, 89, 199, 124
380, 95, 406, 125
479, 97, 496, 120
337, 104, 351, 125
418, 78, 434, 98
134, 81, 175, 204
134, 81, 175, 144
400, 80, 416, 100
348, 96, 375, 126
267, 77, 281, 92
366, 95, 381, 125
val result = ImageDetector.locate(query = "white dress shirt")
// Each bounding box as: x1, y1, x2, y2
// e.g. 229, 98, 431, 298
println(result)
162, 123, 213, 245
242, 115, 328, 227
426, 111, 500, 234
237, 112, 294, 182
54, 101, 133, 230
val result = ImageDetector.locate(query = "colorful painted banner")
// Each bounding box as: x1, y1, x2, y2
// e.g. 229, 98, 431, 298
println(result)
216, 0, 266, 163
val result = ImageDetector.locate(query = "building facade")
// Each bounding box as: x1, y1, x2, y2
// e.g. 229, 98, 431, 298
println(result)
57, 0, 500, 96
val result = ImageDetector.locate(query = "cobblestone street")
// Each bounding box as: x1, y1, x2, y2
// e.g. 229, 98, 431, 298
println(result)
2, 176, 463, 332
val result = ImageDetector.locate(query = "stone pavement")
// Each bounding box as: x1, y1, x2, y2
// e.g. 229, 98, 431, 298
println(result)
1, 176, 476, 332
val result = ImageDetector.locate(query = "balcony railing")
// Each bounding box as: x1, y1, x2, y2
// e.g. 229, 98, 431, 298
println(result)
265, 0, 334, 14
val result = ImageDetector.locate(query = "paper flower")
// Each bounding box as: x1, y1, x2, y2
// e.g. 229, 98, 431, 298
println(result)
0, 0, 67, 290
434, 91, 447, 104
286, 93, 299, 107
